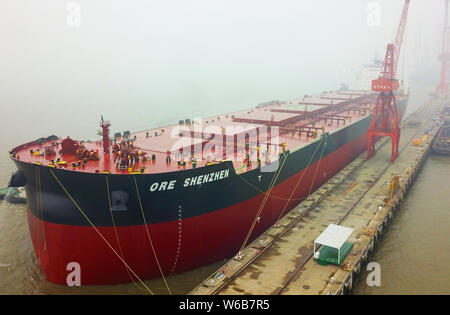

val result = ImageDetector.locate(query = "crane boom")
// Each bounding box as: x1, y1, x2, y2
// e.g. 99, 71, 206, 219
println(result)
374, 0, 410, 89
392, 0, 410, 79
436, 0, 450, 98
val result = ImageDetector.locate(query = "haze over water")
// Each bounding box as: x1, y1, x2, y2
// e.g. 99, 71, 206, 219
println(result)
0, 1, 448, 294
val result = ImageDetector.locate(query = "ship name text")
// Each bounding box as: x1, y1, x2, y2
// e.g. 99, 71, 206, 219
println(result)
149, 169, 230, 192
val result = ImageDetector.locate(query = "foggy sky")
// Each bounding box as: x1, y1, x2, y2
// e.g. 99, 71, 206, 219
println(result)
0, 0, 445, 142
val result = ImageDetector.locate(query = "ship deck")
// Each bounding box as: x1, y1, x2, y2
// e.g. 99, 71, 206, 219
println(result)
10, 90, 386, 175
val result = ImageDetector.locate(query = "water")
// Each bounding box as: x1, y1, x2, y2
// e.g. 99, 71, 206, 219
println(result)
353, 154, 450, 295
0, 80, 448, 295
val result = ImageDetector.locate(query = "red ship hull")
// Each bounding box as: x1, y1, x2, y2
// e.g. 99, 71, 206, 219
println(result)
28, 130, 369, 285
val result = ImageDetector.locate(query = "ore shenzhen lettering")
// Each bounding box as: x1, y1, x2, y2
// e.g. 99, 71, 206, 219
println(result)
149, 169, 230, 192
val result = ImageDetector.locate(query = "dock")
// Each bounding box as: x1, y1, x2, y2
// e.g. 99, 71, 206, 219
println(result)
189, 97, 448, 295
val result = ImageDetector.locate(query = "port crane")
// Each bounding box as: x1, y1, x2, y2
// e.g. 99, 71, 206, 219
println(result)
367, 0, 410, 163
436, 0, 450, 98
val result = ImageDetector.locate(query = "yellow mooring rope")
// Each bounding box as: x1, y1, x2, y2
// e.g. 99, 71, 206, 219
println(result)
48, 169, 154, 294
306, 135, 328, 199
239, 150, 289, 253
133, 176, 172, 295
223, 137, 326, 201
274, 135, 326, 223
105, 175, 148, 293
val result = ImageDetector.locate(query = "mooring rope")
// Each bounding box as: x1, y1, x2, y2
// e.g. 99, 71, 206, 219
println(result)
239, 151, 289, 253
48, 169, 154, 294
133, 176, 173, 295
105, 175, 148, 292
274, 135, 326, 223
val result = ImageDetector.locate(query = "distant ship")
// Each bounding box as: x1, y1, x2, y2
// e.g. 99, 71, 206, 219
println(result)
8, 61, 409, 285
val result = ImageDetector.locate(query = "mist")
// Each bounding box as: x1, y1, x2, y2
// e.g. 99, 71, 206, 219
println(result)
0, 0, 445, 144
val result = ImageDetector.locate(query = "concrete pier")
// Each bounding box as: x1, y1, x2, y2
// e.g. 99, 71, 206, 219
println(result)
190, 97, 448, 295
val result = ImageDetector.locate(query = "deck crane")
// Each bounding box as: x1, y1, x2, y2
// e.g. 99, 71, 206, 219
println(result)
436, 0, 450, 98
367, 0, 410, 163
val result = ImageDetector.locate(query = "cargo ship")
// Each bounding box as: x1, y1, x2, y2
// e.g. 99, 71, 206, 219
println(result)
8, 68, 409, 286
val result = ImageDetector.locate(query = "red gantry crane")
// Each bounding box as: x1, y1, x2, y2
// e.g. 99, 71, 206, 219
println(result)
367, 0, 411, 163
436, 0, 450, 98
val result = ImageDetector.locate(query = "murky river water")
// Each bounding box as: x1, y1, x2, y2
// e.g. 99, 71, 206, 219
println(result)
353, 153, 450, 295
0, 80, 448, 294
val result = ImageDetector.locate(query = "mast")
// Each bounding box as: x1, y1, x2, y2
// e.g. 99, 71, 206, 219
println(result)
100, 116, 111, 156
